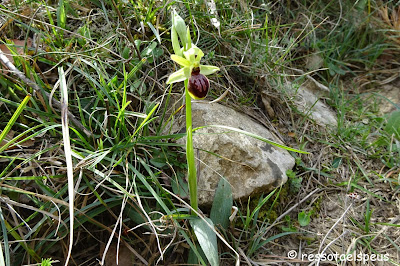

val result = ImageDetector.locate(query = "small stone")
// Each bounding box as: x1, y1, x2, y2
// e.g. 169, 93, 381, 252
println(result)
285, 81, 337, 128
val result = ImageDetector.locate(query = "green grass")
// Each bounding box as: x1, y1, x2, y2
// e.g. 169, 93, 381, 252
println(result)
0, 0, 400, 265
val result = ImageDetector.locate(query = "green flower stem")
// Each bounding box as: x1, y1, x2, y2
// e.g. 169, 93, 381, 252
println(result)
185, 79, 198, 214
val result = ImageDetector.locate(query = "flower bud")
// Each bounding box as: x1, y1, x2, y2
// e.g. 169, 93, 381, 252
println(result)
172, 10, 188, 49
188, 67, 209, 99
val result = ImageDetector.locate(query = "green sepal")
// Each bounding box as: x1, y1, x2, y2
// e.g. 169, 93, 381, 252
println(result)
171, 54, 191, 67
200, 65, 220, 75
166, 67, 190, 84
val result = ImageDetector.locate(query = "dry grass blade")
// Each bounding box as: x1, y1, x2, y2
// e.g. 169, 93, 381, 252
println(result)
391, 6, 400, 29
379, 5, 400, 45
0, 196, 67, 235
317, 203, 353, 261
59, 66, 74, 266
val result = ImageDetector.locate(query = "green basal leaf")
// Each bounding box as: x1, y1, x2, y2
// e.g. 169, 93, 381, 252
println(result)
210, 177, 232, 229
190, 218, 219, 266
384, 110, 400, 139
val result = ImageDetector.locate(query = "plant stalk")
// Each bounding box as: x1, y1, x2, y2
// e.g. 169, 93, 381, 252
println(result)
185, 79, 198, 214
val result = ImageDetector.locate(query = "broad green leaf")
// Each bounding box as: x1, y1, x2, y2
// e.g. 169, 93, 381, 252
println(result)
298, 211, 311, 226
384, 110, 400, 139
141, 41, 158, 57
122, 46, 130, 59
210, 178, 232, 229
180, 229, 207, 265
171, 25, 182, 56
172, 10, 188, 47
190, 218, 219, 266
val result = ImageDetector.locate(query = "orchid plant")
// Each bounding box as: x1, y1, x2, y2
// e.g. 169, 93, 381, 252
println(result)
166, 10, 219, 214
165, 11, 308, 266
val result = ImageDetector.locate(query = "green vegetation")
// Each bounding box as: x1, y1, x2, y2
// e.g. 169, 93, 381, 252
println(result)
0, 0, 399, 265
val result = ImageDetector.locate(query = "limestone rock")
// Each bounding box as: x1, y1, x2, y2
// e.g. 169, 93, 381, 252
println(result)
174, 102, 295, 205
286, 81, 337, 128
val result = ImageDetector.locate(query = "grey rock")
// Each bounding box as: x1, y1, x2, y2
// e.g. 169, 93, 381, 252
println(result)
286, 81, 337, 128
173, 101, 295, 205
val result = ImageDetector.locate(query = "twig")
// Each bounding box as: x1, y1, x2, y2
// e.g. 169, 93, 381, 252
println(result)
0, 48, 92, 137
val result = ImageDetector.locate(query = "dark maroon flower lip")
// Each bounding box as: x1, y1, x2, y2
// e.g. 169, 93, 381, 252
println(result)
191, 66, 201, 75
188, 67, 210, 99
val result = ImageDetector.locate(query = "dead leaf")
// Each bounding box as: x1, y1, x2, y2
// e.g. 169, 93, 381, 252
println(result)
0, 39, 33, 63
0, 38, 33, 74
0, 130, 14, 147
261, 90, 275, 118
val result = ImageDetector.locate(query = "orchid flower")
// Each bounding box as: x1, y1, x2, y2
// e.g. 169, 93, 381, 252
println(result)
166, 10, 219, 99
